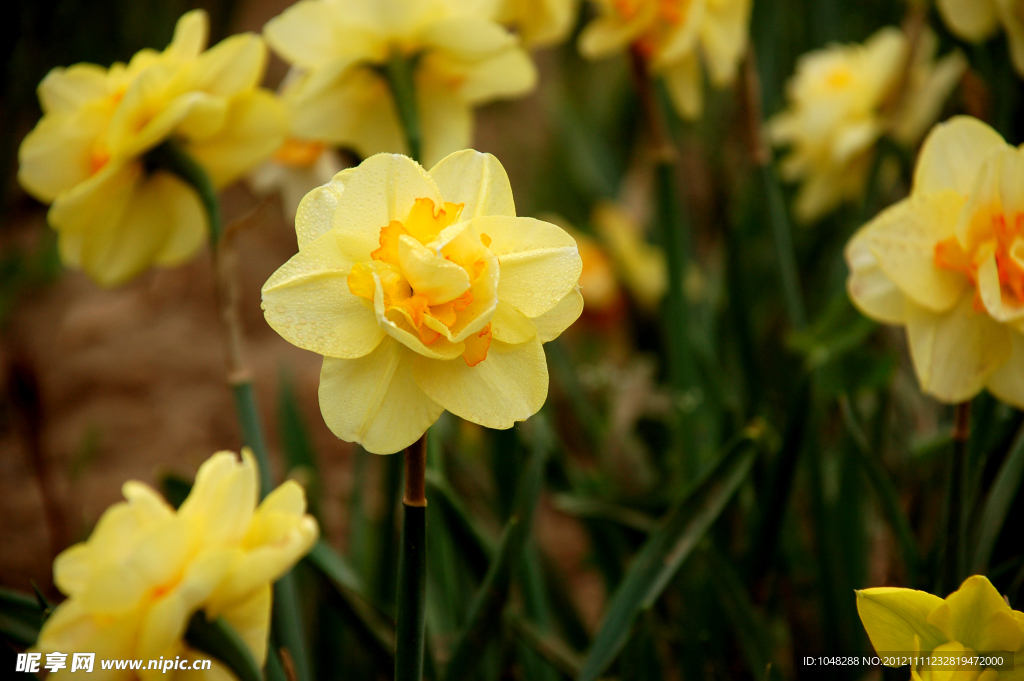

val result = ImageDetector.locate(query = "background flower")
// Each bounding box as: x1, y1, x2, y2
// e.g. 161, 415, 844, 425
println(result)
938, 0, 1024, 77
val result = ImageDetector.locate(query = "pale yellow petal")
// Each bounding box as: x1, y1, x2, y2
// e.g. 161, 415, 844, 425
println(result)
866, 190, 968, 312
699, 0, 751, 87
179, 451, 257, 545
262, 230, 384, 359
319, 340, 444, 454
662, 53, 704, 121
413, 336, 547, 428
905, 295, 1013, 403
495, 0, 578, 47
428, 149, 516, 219
977, 255, 1024, 324
216, 584, 272, 666
106, 63, 197, 157
263, 1, 346, 69
955, 146, 1023, 249
418, 15, 517, 60
294, 167, 356, 249
490, 300, 537, 344
416, 70, 473, 168
927, 575, 1024, 653
17, 106, 109, 202
369, 270, 466, 359
845, 221, 908, 325
185, 89, 287, 188
471, 215, 581, 317
998, 0, 1024, 76
532, 287, 583, 342
937, 0, 1000, 42
890, 49, 967, 147
458, 47, 538, 104
151, 173, 207, 266
193, 33, 267, 97
986, 331, 1024, 409
856, 587, 947, 660
37, 63, 110, 115
578, 9, 653, 59
913, 116, 1007, 196
168, 9, 209, 60
398, 234, 471, 304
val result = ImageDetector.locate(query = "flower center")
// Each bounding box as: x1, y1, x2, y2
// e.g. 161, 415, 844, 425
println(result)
273, 138, 327, 168
935, 211, 1024, 309
347, 197, 495, 366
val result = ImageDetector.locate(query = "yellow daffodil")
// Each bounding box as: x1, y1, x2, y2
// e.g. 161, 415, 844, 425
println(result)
769, 27, 966, 223
18, 10, 286, 287
857, 575, 1023, 679
578, 0, 752, 120
846, 116, 1024, 407
591, 201, 667, 310
489, 0, 581, 48
34, 450, 319, 680
566, 227, 623, 313
261, 150, 583, 454
938, 0, 1024, 77
263, 0, 537, 168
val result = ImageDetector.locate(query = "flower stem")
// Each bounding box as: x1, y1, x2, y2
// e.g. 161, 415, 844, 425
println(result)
943, 401, 971, 595
148, 140, 310, 681
396, 434, 428, 681
385, 52, 423, 164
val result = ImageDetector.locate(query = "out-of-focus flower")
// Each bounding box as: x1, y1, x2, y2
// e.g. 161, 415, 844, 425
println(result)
488, 0, 581, 48
261, 150, 583, 454
592, 201, 667, 310
846, 116, 1024, 407
566, 227, 623, 313
938, 0, 1024, 77
578, 0, 752, 120
18, 10, 286, 286
35, 450, 318, 680
263, 0, 537, 167
857, 575, 1024, 679
769, 27, 966, 223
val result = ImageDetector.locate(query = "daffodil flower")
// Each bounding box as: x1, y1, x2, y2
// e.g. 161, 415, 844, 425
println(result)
938, 0, 1024, 77
263, 0, 537, 167
578, 0, 752, 120
591, 201, 667, 311
18, 10, 286, 286
34, 450, 319, 680
846, 116, 1024, 407
857, 575, 1024, 680
769, 27, 966, 223
489, 0, 581, 48
261, 150, 583, 454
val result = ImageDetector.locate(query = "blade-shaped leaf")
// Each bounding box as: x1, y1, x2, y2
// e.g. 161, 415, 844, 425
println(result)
579, 426, 764, 681
184, 611, 263, 681
972, 423, 1024, 572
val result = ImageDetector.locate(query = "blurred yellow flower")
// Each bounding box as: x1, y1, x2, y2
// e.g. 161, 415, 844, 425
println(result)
34, 450, 318, 680
261, 150, 583, 454
489, 0, 581, 48
18, 10, 286, 287
263, 0, 537, 167
938, 0, 1024, 77
769, 26, 966, 223
592, 201, 667, 310
566, 227, 622, 313
846, 116, 1024, 407
857, 575, 1023, 679
578, 0, 752, 120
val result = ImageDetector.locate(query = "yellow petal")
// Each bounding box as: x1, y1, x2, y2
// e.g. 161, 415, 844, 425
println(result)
418, 15, 517, 60
493, 0, 578, 47
662, 53, 704, 121
261, 229, 384, 359
491, 300, 538, 344
890, 47, 967, 147
699, 0, 751, 87
178, 451, 257, 546
107, 63, 197, 158
152, 174, 207, 266
319, 339, 444, 454
215, 584, 272, 666
167, 9, 209, 60
412, 336, 548, 429
369, 270, 467, 359
905, 295, 1013, 403
937, 0, 1000, 42
37, 63, 109, 115
913, 116, 1007, 197
416, 68, 473, 168
866, 190, 968, 312
193, 33, 267, 97
578, 8, 654, 59
294, 167, 356, 249
927, 575, 1024, 653
845, 221, 908, 325
986, 331, 1024, 409
428, 149, 516, 219
533, 287, 584, 342
856, 587, 947, 660
17, 105, 110, 202
263, 0, 345, 69
36, 597, 142, 660
173, 94, 229, 141
398, 234, 471, 304
998, 0, 1024, 77
474, 215, 582, 317
185, 88, 287, 188
976, 255, 1024, 324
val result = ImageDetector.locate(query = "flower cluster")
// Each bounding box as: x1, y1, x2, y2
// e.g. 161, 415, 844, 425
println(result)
938, 0, 1024, 77
857, 575, 1024, 680
18, 10, 286, 286
846, 116, 1024, 407
34, 450, 319, 679
578, 0, 753, 120
261, 150, 583, 454
769, 26, 966, 223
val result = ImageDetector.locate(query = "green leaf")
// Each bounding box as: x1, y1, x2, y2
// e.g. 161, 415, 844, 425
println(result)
277, 372, 321, 520
0, 587, 44, 647
424, 469, 496, 576
972, 423, 1024, 573
551, 494, 657, 533
305, 539, 396, 657
706, 546, 771, 677
184, 611, 262, 681
508, 614, 586, 680
579, 425, 764, 681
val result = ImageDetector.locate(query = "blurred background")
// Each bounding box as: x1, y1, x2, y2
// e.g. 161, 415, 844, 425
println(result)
2, 0, 1024, 679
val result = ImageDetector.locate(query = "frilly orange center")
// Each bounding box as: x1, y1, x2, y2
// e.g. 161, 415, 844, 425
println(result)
347, 197, 494, 367
935, 211, 1024, 311
618, 0, 695, 59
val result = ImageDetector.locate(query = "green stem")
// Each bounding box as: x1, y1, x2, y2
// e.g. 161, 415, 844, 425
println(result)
943, 402, 971, 595
232, 382, 274, 497
385, 52, 423, 164
145, 142, 222, 246
396, 435, 428, 681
